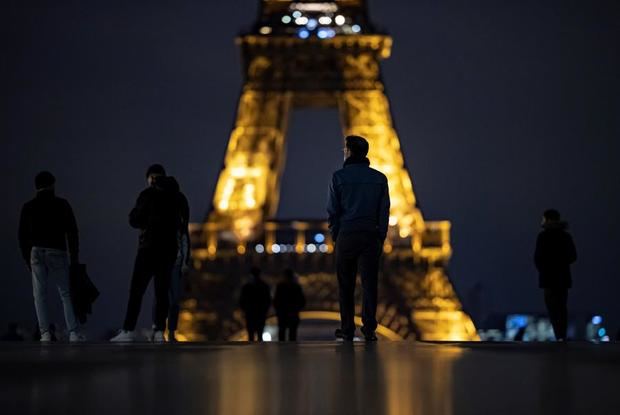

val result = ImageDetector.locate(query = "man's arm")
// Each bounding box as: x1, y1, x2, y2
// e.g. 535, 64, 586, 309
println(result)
129, 190, 149, 229
534, 233, 544, 271
180, 193, 191, 265
64, 201, 79, 264
378, 179, 390, 241
18, 204, 32, 265
327, 175, 341, 242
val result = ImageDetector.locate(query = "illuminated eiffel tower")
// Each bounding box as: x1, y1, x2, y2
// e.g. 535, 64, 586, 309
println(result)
179, 0, 478, 341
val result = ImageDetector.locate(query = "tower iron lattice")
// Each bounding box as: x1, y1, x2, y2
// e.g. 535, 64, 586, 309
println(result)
179, 1, 478, 341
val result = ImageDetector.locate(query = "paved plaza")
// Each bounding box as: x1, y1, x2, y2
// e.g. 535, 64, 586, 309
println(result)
1, 341, 618, 415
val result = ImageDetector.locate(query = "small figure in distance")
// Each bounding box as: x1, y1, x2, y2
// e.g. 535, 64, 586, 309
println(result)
18, 171, 86, 343
240, 267, 272, 342
274, 269, 306, 341
162, 176, 190, 343
534, 209, 577, 342
0, 323, 24, 341
111, 164, 182, 343
327, 135, 390, 342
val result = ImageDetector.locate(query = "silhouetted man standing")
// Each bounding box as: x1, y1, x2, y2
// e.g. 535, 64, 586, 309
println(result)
534, 209, 577, 341
18, 171, 86, 342
240, 267, 271, 342
274, 269, 306, 341
327, 135, 390, 341
111, 164, 181, 343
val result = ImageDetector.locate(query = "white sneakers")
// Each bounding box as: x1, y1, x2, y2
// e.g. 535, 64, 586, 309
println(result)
40, 332, 52, 342
69, 332, 87, 343
152, 330, 165, 343
110, 330, 136, 342
110, 329, 167, 343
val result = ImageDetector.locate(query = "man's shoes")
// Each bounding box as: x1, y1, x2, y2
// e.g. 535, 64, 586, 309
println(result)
361, 327, 378, 342
69, 331, 87, 343
110, 330, 136, 342
335, 329, 354, 341
152, 330, 166, 343
40, 331, 52, 343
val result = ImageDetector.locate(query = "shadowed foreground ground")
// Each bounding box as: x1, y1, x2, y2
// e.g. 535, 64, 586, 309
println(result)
0, 341, 619, 415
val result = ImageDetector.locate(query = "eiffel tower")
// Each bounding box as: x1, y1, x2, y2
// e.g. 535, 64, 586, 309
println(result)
178, 0, 478, 341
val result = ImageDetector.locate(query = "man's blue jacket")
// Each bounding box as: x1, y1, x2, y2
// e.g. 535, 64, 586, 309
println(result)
327, 156, 390, 242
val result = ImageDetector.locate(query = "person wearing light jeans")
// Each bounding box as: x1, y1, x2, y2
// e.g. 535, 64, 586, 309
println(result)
30, 247, 80, 340
18, 171, 86, 343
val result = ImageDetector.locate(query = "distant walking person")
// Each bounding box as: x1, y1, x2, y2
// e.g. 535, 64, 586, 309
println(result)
327, 135, 390, 342
240, 267, 271, 342
534, 209, 577, 342
274, 269, 306, 341
162, 177, 190, 343
18, 171, 86, 342
111, 164, 182, 343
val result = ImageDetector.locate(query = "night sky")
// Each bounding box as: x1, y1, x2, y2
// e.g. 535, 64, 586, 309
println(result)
1, 0, 618, 336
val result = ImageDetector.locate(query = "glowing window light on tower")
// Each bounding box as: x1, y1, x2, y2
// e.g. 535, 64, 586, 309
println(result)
335, 15, 346, 25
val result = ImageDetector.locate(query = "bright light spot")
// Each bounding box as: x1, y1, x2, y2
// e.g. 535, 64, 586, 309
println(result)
319, 244, 328, 253
601, 335, 610, 342
237, 245, 246, 254
259, 26, 272, 35
271, 244, 281, 254
317, 29, 328, 39
598, 328, 606, 337
335, 15, 346, 25
279, 244, 288, 253
262, 332, 272, 341
298, 29, 310, 39
388, 216, 398, 226
307, 18, 318, 30
314, 233, 325, 243
318, 16, 332, 25
399, 229, 410, 238
306, 244, 317, 253
295, 16, 309, 25
281, 15, 292, 24
292, 11, 302, 19
351, 24, 361, 33
592, 315, 603, 325
255, 244, 265, 254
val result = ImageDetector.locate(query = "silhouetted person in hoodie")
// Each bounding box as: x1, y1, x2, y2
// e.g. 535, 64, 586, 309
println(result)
111, 164, 181, 343
274, 269, 306, 341
327, 135, 390, 342
240, 267, 271, 342
534, 209, 577, 341
18, 171, 86, 342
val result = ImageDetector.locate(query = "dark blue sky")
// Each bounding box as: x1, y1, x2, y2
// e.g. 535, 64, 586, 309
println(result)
1, 0, 618, 335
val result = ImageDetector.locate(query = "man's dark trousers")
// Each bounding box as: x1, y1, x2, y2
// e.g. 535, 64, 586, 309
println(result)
544, 288, 568, 340
336, 231, 382, 337
246, 316, 266, 342
123, 247, 176, 331
278, 316, 300, 341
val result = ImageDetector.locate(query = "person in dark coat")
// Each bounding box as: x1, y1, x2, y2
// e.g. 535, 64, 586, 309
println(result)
18, 171, 86, 342
327, 135, 390, 342
111, 164, 182, 343
274, 269, 306, 341
534, 209, 577, 341
240, 267, 271, 342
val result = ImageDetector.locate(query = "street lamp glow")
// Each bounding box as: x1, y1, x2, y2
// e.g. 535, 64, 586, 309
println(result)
335, 15, 346, 25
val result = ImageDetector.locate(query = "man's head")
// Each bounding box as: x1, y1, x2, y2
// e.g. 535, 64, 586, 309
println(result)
344, 135, 369, 160
250, 266, 261, 280
542, 208, 561, 225
35, 171, 55, 191
284, 268, 295, 281
146, 164, 166, 186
